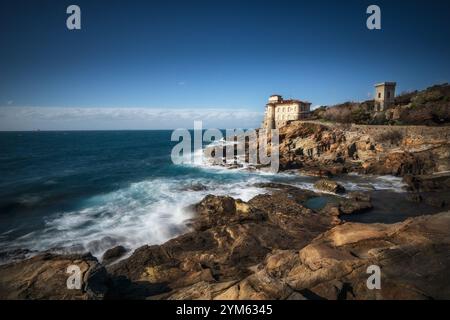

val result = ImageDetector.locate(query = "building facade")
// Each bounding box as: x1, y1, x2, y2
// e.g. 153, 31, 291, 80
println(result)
262, 95, 311, 129
374, 82, 396, 111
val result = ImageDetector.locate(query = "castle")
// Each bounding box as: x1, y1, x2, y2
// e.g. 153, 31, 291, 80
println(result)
262, 95, 311, 129
262, 82, 396, 129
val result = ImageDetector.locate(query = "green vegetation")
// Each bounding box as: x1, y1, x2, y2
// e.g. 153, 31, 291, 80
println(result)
312, 83, 450, 126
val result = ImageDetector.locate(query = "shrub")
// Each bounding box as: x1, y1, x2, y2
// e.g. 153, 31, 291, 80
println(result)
411, 90, 443, 106
351, 107, 371, 124
322, 102, 366, 123
375, 129, 404, 145
431, 104, 450, 123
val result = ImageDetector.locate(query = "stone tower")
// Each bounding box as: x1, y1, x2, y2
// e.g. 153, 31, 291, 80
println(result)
264, 104, 276, 130
374, 82, 396, 111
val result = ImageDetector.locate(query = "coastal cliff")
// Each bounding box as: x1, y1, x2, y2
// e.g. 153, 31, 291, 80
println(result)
276, 121, 450, 177
1, 121, 450, 300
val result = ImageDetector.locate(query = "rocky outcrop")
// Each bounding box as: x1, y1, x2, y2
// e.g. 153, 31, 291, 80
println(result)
106, 185, 339, 299
246, 211, 450, 300
102, 246, 128, 265
276, 122, 450, 177
1, 184, 449, 300
338, 192, 373, 215
403, 173, 450, 209
202, 121, 450, 178
0, 253, 109, 299
314, 179, 346, 194
403, 172, 450, 192
209, 122, 449, 178
106, 186, 448, 300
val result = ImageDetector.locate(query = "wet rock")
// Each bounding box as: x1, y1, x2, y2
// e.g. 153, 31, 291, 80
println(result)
403, 173, 450, 209
181, 183, 208, 192
86, 236, 124, 255
102, 246, 127, 265
107, 187, 339, 299
0, 249, 35, 265
297, 168, 333, 178
0, 253, 109, 300
403, 173, 450, 192
327, 164, 347, 176
314, 179, 346, 194
348, 191, 371, 202
338, 192, 373, 215
407, 192, 423, 203
189, 195, 267, 231
425, 195, 448, 208
5, 181, 450, 300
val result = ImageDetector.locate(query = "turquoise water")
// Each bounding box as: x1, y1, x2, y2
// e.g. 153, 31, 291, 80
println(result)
304, 196, 337, 211
0, 131, 414, 260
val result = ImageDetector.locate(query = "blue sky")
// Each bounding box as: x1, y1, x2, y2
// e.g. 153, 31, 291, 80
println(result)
1, 0, 450, 129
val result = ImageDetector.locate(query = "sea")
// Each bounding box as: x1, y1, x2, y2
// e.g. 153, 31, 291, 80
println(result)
0, 130, 441, 263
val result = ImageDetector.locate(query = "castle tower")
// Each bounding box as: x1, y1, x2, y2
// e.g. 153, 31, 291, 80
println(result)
264, 104, 275, 130
268, 94, 282, 104
374, 82, 396, 111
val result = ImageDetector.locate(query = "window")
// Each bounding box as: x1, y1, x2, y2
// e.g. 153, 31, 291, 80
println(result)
288, 107, 291, 112
387, 91, 390, 98
378, 92, 381, 98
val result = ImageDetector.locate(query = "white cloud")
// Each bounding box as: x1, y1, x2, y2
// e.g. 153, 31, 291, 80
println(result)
0, 107, 263, 131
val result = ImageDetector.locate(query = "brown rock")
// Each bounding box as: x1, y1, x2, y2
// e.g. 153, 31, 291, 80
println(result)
314, 179, 346, 194
102, 245, 127, 265
338, 192, 373, 215
404, 172, 450, 192
268, 211, 450, 299
189, 195, 267, 231
0, 253, 109, 300
107, 186, 338, 299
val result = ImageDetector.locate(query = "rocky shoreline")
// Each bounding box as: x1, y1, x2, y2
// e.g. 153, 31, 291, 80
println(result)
207, 121, 450, 207
1, 122, 450, 300
1, 182, 450, 300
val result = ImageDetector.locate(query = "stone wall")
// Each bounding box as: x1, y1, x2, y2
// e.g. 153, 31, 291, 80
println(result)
349, 124, 450, 143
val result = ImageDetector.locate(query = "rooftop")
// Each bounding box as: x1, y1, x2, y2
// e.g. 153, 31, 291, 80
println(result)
267, 99, 311, 106
375, 82, 397, 87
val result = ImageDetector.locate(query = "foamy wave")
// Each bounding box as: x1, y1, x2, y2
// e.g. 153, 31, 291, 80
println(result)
2, 176, 270, 261
372, 175, 407, 191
